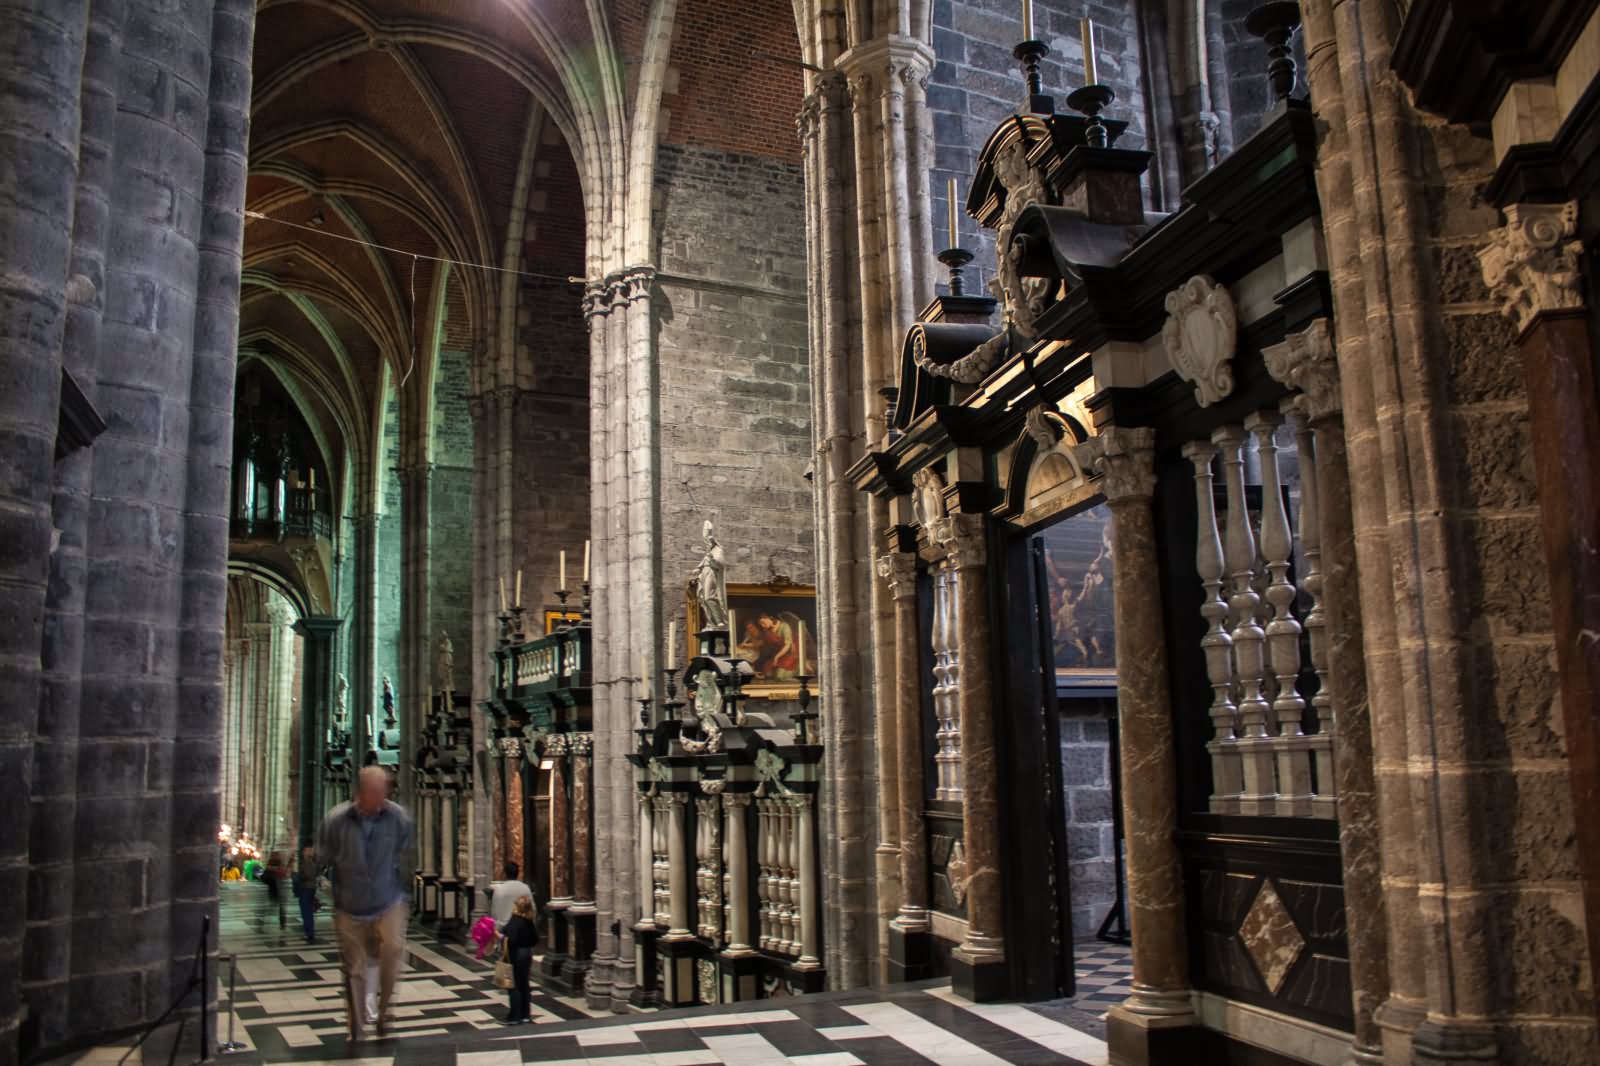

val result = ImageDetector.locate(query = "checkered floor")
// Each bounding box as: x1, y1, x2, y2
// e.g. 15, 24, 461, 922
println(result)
53, 885, 1132, 1065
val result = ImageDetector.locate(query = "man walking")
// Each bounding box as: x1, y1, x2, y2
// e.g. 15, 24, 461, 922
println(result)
318, 766, 412, 1042
491, 861, 532, 932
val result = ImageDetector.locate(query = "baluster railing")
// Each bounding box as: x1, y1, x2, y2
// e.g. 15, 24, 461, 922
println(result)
931, 568, 963, 799
1185, 440, 1242, 812
1249, 411, 1314, 817
1214, 425, 1278, 814
652, 795, 671, 926
1288, 405, 1337, 818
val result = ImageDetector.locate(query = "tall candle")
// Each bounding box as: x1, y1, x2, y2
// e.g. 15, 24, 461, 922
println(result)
798, 620, 806, 675
514, 568, 522, 608
947, 177, 958, 249
639, 653, 650, 700
583, 539, 591, 583
498, 576, 507, 614
667, 621, 677, 668
1081, 17, 1098, 86
729, 608, 737, 651
309, 468, 315, 491
1022, 0, 1033, 42
559, 549, 567, 591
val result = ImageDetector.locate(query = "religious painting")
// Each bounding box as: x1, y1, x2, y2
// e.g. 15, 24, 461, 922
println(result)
544, 609, 582, 634
1039, 503, 1116, 690
687, 581, 818, 699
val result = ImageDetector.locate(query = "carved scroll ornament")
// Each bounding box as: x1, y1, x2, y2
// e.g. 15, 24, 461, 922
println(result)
1162, 275, 1238, 407
1477, 201, 1584, 335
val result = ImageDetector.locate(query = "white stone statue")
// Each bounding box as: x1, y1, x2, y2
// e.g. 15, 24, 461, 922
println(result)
436, 631, 455, 693
336, 673, 348, 725
690, 519, 728, 629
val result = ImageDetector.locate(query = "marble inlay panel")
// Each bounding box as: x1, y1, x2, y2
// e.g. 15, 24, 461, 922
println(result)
1238, 879, 1307, 995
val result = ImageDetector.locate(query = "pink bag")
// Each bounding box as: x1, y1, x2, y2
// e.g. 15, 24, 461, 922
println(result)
470, 914, 498, 959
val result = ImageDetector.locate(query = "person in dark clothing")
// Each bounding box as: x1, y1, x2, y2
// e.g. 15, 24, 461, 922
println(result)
501, 895, 539, 1025
293, 846, 320, 943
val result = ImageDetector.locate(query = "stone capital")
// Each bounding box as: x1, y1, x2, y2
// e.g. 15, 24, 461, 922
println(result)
581, 281, 612, 324
1261, 317, 1340, 421
1478, 200, 1584, 335
931, 512, 987, 571
1078, 426, 1157, 502
568, 732, 593, 757
724, 792, 753, 809
876, 550, 919, 600
835, 35, 935, 108
545, 732, 569, 756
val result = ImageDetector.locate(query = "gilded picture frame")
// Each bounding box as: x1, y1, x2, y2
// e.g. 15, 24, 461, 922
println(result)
686, 581, 818, 700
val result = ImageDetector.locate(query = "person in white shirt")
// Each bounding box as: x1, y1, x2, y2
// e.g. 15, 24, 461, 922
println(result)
492, 862, 533, 931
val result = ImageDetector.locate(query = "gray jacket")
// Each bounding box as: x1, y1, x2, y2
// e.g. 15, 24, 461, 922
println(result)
317, 799, 413, 917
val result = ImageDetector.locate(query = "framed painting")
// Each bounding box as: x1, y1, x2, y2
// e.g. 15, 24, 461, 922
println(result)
1039, 503, 1117, 694
544, 609, 582, 634
687, 581, 818, 699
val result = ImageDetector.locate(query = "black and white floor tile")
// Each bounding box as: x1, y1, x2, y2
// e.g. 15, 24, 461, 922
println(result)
59, 886, 1131, 1066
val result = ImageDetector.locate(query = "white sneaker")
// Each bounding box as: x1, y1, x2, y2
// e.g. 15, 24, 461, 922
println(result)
365, 997, 378, 1025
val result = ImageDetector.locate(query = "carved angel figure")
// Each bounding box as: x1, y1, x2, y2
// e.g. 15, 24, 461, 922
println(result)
993, 139, 1056, 335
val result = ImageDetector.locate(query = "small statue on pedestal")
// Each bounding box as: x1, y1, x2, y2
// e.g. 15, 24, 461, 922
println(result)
382, 675, 395, 727
690, 519, 728, 629
435, 630, 455, 696
335, 673, 348, 726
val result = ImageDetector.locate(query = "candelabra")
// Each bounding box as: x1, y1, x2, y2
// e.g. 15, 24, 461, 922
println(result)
662, 666, 687, 724
723, 653, 748, 728
581, 581, 592, 622
793, 674, 819, 744
1013, 38, 1052, 114
937, 247, 975, 297
497, 610, 512, 646
1067, 82, 1115, 149
508, 605, 527, 644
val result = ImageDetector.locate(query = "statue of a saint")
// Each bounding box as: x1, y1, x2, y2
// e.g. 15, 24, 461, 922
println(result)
382, 675, 395, 726
435, 631, 455, 693
336, 674, 348, 725
690, 519, 728, 629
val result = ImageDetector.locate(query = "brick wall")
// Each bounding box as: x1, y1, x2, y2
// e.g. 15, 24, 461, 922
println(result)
658, 0, 803, 164
652, 144, 814, 638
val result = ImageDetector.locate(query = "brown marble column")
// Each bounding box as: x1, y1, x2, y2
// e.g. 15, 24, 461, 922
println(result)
506, 742, 526, 879
548, 733, 572, 904
570, 733, 595, 909
1264, 318, 1389, 1064
1087, 427, 1195, 1063
935, 513, 1007, 999
1479, 205, 1600, 1023
879, 551, 928, 934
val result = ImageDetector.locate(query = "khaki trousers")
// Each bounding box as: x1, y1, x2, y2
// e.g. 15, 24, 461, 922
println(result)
335, 902, 406, 1036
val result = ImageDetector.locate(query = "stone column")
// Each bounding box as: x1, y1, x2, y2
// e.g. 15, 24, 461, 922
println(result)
1479, 202, 1600, 1021
935, 513, 1007, 1000
878, 549, 931, 979
796, 795, 820, 968
724, 794, 754, 953
295, 617, 341, 848
1084, 427, 1196, 1062
349, 512, 381, 766
1264, 318, 1390, 1064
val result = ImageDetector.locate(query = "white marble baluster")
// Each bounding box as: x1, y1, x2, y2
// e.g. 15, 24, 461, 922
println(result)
1185, 440, 1242, 813
931, 569, 955, 799
1248, 411, 1313, 817
796, 795, 819, 968
757, 799, 773, 950
1289, 405, 1337, 818
637, 795, 655, 931
1213, 424, 1278, 814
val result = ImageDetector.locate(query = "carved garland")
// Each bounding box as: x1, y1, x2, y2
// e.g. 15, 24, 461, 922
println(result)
913, 326, 1009, 385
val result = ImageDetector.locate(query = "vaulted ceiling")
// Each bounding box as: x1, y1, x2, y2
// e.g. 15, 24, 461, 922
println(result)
242, 0, 602, 494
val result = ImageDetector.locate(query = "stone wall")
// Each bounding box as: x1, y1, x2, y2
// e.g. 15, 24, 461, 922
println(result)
511, 278, 591, 622
652, 144, 814, 627
930, 0, 1150, 277
431, 346, 473, 689
1059, 703, 1117, 940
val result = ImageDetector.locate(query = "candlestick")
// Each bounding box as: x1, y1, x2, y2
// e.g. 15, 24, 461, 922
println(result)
583, 539, 590, 583
1022, 0, 1033, 41
946, 177, 958, 248
1081, 16, 1098, 85
498, 576, 507, 615
667, 621, 677, 668
559, 549, 567, 591
514, 568, 522, 608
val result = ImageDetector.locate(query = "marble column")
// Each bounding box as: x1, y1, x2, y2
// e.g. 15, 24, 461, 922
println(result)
935, 513, 1006, 1000
796, 795, 820, 968
570, 733, 595, 909
1264, 318, 1390, 1064
1479, 203, 1600, 1027
724, 794, 754, 954
548, 733, 572, 922
1083, 427, 1195, 1063
878, 549, 931, 979
667, 793, 692, 937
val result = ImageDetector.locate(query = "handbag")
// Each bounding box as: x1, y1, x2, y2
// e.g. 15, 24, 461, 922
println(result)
492, 938, 514, 990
